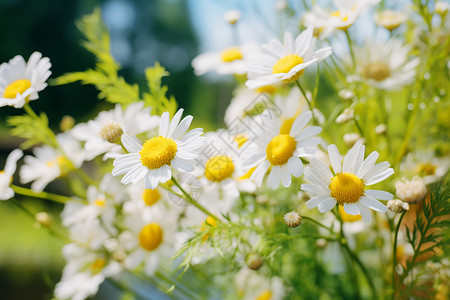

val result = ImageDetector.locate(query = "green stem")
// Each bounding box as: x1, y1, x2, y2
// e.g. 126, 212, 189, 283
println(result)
12, 184, 73, 204
155, 271, 197, 299
23, 103, 58, 147
170, 176, 220, 221
313, 64, 320, 104
295, 80, 318, 124
345, 30, 356, 68
23, 102, 39, 119
301, 216, 334, 233
391, 211, 406, 300
354, 116, 365, 138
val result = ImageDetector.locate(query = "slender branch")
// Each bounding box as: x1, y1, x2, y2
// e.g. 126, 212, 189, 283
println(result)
170, 176, 220, 221
354, 116, 365, 138
295, 80, 318, 124
391, 211, 406, 300
12, 184, 73, 204
301, 216, 334, 233
345, 30, 356, 68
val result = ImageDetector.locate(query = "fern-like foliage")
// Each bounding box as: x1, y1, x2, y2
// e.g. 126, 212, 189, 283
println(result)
53, 8, 176, 115
8, 112, 58, 149
400, 175, 450, 295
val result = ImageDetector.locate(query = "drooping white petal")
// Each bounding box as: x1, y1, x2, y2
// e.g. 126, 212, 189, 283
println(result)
287, 156, 303, 177
251, 160, 270, 187
356, 202, 372, 222
267, 165, 282, 189
318, 198, 337, 212
172, 158, 195, 172
121, 135, 142, 153
306, 195, 333, 209
364, 190, 393, 200
344, 203, 360, 215
280, 164, 292, 187
301, 183, 330, 197
359, 196, 388, 213
364, 168, 394, 186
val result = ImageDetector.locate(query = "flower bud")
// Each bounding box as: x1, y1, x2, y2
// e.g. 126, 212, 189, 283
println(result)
435, 2, 449, 15
35, 212, 52, 227
387, 199, 410, 213
246, 253, 263, 270
284, 211, 302, 228
344, 133, 365, 147
100, 122, 124, 144
224, 10, 240, 25
375, 124, 387, 135
395, 176, 427, 204
60, 115, 75, 132
338, 89, 355, 101
336, 108, 354, 124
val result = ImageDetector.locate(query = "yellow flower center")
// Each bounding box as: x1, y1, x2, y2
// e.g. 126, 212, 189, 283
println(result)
415, 163, 437, 176
3, 79, 31, 99
204, 155, 235, 182
91, 258, 106, 274
329, 173, 364, 205
362, 62, 391, 82
46, 156, 71, 177
221, 47, 243, 62
257, 85, 276, 94
255, 290, 272, 300
139, 223, 163, 251
266, 134, 296, 165
234, 134, 248, 148
272, 55, 304, 81
330, 10, 349, 21
140, 136, 177, 169
142, 188, 161, 206
338, 205, 362, 222
94, 197, 106, 207
239, 167, 256, 180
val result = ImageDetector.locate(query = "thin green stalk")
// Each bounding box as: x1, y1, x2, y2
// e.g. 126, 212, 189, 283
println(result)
345, 30, 356, 68
313, 64, 320, 103
354, 116, 365, 138
155, 271, 197, 299
171, 176, 219, 221
391, 211, 406, 300
12, 184, 73, 204
23, 102, 40, 119
295, 80, 318, 124
301, 215, 334, 233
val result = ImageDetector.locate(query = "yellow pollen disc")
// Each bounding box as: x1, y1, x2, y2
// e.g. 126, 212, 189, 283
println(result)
139, 223, 163, 251
257, 85, 276, 94
221, 47, 243, 62
266, 134, 296, 166
204, 155, 235, 182
362, 62, 391, 82
46, 156, 71, 177
142, 188, 161, 206
94, 198, 106, 207
272, 55, 304, 81
91, 258, 106, 274
200, 216, 218, 242
255, 290, 272, 300
280, 112, 300, 135
329, 173, 364, 205
338, 205, 362, 222
140, 136, 177, 169
415, 163, 437, 176
330, 10, 348, 21
239, 167, 256, 180
3, 79, 31, 99
235, 134, 248, 148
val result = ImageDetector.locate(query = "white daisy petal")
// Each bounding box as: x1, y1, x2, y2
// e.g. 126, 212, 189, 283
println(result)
318, 198, 337, 213
159, 112, 170, 136
356, 151, 379, 178
359, 196, 388, 213
296, 126, 322, 141
121, 135, 142, 153
327, 144, 341, 174
4, 149, 23, 175
301, 183, 329, 197
343, 203, 360, 215
172, 158, 195, 172
306, 195, 333, 209
168, 109, 184, 137
364, 168, 394, 186
171, 115, 193, 140
287, 156, 303, 177
290, 111, 312, 137
364, 190, 393, 200
356, 202, 372, 222
267, 166, 282, 189
251, 160, 270, 187
281, 164, 291, 187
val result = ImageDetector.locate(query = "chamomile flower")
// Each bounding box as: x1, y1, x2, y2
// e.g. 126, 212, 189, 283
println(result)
20, 133, 84, 192
112, 108, 204, 190
351, 38, 420, 90
301, 143, 394, 222
72, 102, 159, 160
234, 267, 285, 300
246, 27, 332, 89
303, 0, 380, 37
192, 43, 259, 76
373, 10, 408, 31
0, 149, 23, 200
243, 110, 322, 189
0, 52, 51, 108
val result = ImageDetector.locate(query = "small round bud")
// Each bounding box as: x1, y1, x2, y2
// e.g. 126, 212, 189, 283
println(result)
316, 238, 327, 248
395, 176, 427, 204
336, 108, 354, 124
375, 124, 387, 135
387, 199, 410, 213
284, 211, 302, 228
224, 10, 240, 25
338, 89, 355, 101
246, 253, 263, 270
343, 133, 361, 147
35, 212, 52, 227
100, 122, 124, 144
60, 115, 75, 132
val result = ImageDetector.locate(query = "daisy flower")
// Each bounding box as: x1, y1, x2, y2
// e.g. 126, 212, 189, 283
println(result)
72, 102, 159, 160
112, 108, 204, 190
234, 267, 285, 300
0, 149, 23, 200
351, 38, 420, 90
192, 43, 259, 76
303, 0, 380, 37
243, 110, 322, 189
373, 10, 408, 31
245, 27, 332, 89
0, 52, 51, 108
301, 143, 394, 222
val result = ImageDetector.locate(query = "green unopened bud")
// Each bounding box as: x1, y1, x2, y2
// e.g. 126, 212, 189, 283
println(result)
60, 115, 75, 132
246, 253, 264, 270
35, 212, 52, 228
